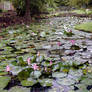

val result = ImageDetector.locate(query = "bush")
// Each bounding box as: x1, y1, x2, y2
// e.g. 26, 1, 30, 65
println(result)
12, 0, 56, 16
0, 9, 2, 13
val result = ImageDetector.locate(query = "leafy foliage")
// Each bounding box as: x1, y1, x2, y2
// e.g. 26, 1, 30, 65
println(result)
12, 0, 56, 16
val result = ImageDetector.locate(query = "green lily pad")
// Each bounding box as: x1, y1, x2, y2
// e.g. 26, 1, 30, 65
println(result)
18, 68, 32, 81
38, 79, 52, 87
42, 61, 52, 67
75, 84, 88, 92
8, 86, 30, 92
0, 76, 11, 89
70, 45, 80, 50
0, 72, 8, 76
64, 31, 74, 37
52, 72, 67, 78
0, 89, 7, 92
30, 71, 41, 78
56, 77, 75, 86
21, 79, 37, 86
17, 57, 27, 66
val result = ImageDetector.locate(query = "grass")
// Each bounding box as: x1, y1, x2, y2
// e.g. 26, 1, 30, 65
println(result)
71, 9, 92, 15
75, 22, 92, 33
72, 9, 86, 14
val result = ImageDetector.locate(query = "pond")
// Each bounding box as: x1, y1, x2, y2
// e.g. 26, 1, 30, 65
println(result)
0, 16, 92, 92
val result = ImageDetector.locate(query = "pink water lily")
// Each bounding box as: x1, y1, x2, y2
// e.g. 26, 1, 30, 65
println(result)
57, 42, 61, 46
70, 40, 75, 45
68, 30, 72, 33
37, 51, 40, 56
27, 57, 31, 65
32, 64, 39, 70
49, 22, 53, 25
6, 65, 10, 72
50, 60, 52, 65
45, 67, 47, 72
32, 32, 36, 36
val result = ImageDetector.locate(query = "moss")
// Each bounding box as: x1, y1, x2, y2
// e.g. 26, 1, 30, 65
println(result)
75, 22, 92, 33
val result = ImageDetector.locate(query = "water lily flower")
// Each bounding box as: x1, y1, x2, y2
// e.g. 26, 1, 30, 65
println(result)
70, 40, 75, 45
37, 51, 40, 56
64, 25, 68, 32
32, 64, 39, 70
62, 57, 66, 62
27, 57, 31, 65
32, 32, 36, 36
57, 42, 61, 46
50, 60, 52, 65
49, 22, 53, 25
45, 67, 47, 72
68, 30, 72, 33
26, 25, 30, 28
6, 65, 10, 72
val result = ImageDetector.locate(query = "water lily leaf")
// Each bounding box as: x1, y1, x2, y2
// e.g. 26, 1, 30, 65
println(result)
81, 78, 92, 85
0, 71, 8, 76
36, 56, 44, 63
11, 66, 24, 75
70, 45, 80, 50
40, 32, 46, 37
56, 77, 75, 86
42, 61, 51, 67
0, 76, 11, 89
52, 72, 67, 78
11, 61, 18, 66
64, 31, 74, 37
0, 89, 7, 92
75, 84, 88, 92
8, 86, 30, 92
30, 71, 41, 78
31, 55, 37, 63
21, 79, 37, 86
38, 79, 52, 87
17, 57, 27, 66
18, 68, 32, 81
52, 63, 61, 72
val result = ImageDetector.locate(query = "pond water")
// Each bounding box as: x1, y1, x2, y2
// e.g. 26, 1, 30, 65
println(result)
0, 16, 92, 92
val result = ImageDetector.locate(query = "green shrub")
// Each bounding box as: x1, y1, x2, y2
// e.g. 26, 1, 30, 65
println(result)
0, 9, 2, 13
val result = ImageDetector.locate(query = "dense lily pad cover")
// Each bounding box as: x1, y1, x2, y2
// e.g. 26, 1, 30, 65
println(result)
0, 53, 90, 89
1, 17, 92, 92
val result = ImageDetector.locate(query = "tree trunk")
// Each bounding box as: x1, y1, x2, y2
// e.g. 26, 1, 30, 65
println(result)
25, 0, 31, 23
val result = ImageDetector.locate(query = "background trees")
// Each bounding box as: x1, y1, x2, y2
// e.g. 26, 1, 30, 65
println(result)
12, 0, 56, 16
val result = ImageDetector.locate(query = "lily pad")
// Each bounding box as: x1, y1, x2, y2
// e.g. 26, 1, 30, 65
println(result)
21, 79, 37, 86
31, 71, 41, 78
0, 76, 11, 89
56, 77, 75, 86
8, 86, 30, 92
38, 79, 53, 87
52, 72, 67, 78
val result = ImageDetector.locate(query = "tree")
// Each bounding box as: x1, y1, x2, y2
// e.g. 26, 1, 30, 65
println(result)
25, 0, 31, 22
